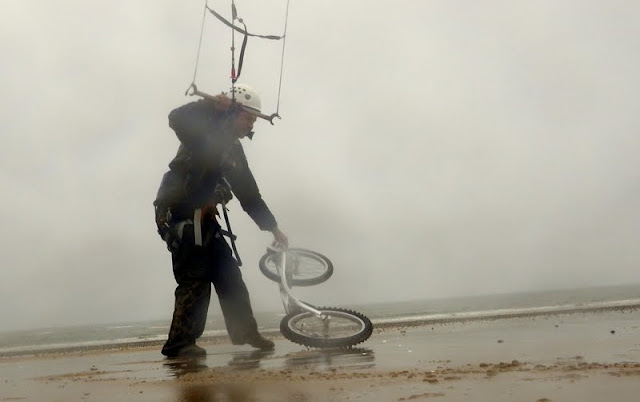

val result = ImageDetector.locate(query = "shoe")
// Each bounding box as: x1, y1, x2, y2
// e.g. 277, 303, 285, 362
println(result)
246, 334, 275, 350
164, 344, 207, 358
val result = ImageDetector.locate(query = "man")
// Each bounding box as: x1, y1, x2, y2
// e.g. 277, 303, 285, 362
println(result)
154, 84, 288, 358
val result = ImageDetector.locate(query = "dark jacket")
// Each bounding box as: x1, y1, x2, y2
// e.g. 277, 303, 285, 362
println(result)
154, 99, 277, 231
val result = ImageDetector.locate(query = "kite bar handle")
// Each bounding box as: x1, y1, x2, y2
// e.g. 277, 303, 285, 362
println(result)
185, 83, 281, 125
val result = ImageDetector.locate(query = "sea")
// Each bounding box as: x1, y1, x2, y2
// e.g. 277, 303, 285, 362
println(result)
1, 283, 639, 357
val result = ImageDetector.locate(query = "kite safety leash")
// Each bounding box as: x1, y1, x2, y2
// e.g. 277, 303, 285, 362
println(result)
185, 0, 291, 124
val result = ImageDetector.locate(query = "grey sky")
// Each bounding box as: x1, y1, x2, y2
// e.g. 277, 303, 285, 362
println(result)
1, 1, 639, 331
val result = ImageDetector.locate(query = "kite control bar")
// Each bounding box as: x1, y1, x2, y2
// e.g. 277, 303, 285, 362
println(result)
185, 83, 281, 125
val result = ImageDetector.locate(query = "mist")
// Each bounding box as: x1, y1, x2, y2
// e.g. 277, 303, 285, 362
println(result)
1, 0, 639, 331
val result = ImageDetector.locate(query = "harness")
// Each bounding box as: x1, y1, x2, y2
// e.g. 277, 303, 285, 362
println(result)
156, 199, 243, 266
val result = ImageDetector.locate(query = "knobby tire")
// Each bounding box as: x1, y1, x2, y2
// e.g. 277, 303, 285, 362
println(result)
280, 307, 373, 348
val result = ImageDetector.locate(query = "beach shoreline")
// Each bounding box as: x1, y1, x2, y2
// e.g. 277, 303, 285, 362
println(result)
1, 306, 639, 401
2, 301, 638, 359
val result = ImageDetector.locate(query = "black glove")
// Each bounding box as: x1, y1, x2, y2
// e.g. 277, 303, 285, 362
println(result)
212, 179, 233, 205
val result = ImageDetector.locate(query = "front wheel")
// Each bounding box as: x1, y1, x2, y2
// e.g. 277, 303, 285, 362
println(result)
280, 307, 373, 348
259, 248, 333, 287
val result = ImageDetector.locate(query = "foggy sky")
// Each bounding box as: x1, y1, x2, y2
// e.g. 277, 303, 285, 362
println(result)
1, 0, 639, 331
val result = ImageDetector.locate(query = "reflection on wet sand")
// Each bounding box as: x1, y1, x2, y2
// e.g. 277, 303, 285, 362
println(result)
283, 347, 375, 371
164, 348, 375, 401
228, 349, 276, 370
176, 383, 249, 401
163, 356, 209, 379
164, 347, 375, 378
163, 349, 276, 378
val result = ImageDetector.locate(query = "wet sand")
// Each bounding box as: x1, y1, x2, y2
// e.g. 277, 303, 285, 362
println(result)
1, 308, 639, 401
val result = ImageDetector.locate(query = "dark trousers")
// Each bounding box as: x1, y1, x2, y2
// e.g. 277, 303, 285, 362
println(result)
161, 220, 259, 356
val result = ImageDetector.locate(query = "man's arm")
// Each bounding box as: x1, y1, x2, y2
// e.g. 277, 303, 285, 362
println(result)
168, 98, 236, 168
226, 143, 288, 247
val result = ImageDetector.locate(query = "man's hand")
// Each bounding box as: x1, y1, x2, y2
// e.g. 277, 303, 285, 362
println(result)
212, 92, 233, 111
271, 227, 289, 249
212, 180, 233, 205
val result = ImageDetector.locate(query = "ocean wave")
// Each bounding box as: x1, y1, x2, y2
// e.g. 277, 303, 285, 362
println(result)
371, 298, 640, 326
0, 334, 166, 355
0, 329, 230, 357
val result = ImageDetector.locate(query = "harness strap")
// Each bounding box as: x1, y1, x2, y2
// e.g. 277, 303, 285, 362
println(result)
221, 201, 243, 267
176, 220, 189, 239
234, 25, 249, 83
192, 204, 242, 266
194, 208, 203, 246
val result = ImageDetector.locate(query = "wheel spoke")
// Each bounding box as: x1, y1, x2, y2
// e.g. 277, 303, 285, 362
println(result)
280, 307, 373, 348
289, 312, 366, 339
259, 248, 333, 286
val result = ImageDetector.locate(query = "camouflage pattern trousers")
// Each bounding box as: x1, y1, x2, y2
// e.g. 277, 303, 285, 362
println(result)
161, 220, 259, 357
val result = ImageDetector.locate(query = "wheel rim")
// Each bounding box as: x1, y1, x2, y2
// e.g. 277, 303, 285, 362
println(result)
263, 250, 329, 281
287, 310, 367, 340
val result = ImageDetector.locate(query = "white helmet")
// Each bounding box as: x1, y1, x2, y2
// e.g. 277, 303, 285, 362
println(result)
230, 84, 261, 114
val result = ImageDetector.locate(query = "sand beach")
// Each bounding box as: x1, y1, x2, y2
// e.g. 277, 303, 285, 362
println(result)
1, 307, 639, 401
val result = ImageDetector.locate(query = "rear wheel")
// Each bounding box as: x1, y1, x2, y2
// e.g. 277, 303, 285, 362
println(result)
259, 248, 333, 287
280, 307, 373, 348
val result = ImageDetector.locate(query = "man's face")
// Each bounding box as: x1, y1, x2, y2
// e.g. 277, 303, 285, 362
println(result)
234, 110, 257, 138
